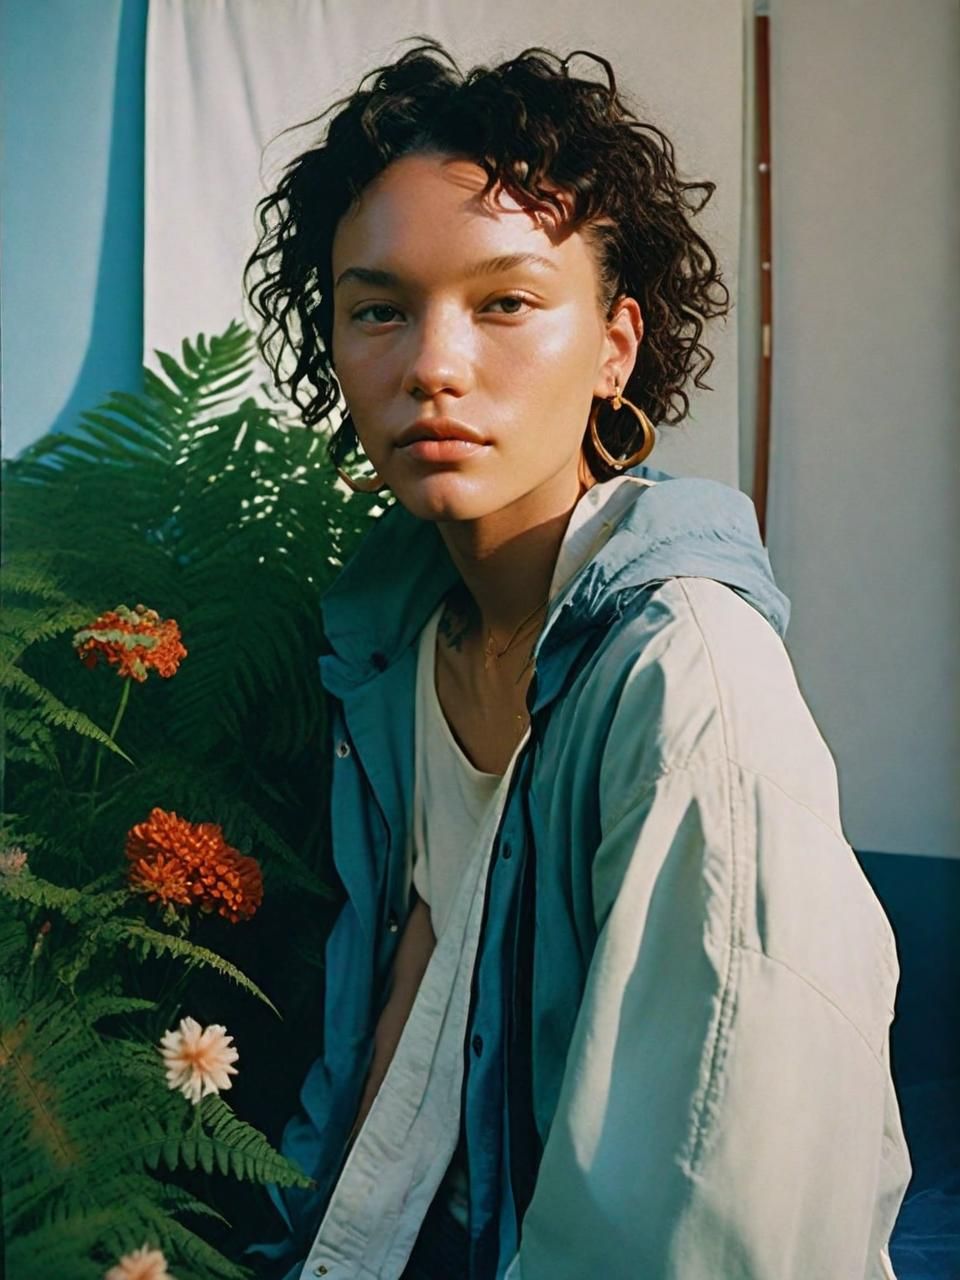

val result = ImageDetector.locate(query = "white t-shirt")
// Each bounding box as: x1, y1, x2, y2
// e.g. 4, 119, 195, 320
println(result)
409, 599, 505, 1230
411, 600, 504, 939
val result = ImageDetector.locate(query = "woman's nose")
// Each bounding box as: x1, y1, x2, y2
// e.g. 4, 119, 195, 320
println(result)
401, 307, 473, 400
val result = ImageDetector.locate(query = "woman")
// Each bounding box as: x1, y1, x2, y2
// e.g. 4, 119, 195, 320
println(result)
243, 39, 911, 1280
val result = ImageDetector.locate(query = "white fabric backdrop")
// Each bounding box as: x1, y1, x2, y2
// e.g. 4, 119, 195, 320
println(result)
144, 0, 746, 485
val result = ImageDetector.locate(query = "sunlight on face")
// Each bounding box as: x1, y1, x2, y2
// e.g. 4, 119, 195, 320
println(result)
330, 151, 636, 525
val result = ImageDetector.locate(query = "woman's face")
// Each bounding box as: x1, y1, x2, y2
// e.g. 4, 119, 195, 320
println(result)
330, 151, 641, 524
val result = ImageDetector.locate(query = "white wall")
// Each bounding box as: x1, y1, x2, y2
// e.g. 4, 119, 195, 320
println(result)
764, 0, 960, 857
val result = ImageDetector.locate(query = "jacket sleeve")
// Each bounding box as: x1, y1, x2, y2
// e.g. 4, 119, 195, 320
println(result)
503, 746, 912, 1279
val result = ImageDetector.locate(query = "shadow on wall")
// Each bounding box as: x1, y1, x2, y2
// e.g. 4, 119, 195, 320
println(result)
9, 0, 148, 461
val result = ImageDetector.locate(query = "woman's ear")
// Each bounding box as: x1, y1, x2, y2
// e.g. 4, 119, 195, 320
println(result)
596, 295, 643, 396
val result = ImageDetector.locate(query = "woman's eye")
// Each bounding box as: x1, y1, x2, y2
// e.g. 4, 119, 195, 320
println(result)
353, 304, 401, 324
486, 293, 532, 315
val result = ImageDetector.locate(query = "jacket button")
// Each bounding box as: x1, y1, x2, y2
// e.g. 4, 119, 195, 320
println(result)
387, 911, 400, 933
501, 840, 512, 861
313, 1267, 328, 1276
371, 651, 388, 671
472, 1034, 484, 1057
335, 740, 351, 758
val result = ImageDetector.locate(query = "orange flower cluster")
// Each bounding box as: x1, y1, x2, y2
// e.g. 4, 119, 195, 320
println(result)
73, 603, 187, 682
125, 807, 263, 924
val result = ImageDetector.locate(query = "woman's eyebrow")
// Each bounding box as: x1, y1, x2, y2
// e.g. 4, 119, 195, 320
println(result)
334, 252, 558, 290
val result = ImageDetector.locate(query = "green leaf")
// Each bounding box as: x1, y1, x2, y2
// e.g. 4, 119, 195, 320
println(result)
155, 349, 197, 396
108, 920, 281, 1017
0, 663, 135, 762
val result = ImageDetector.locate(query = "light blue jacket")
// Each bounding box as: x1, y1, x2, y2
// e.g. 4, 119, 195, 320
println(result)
248, 463, 911, 1279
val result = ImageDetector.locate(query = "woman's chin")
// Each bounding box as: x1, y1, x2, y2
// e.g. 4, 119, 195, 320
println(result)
391, 472, 504, 524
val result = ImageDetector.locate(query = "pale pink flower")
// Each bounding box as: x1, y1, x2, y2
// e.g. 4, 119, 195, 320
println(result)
159, 1015, 239, 1105
104, 1242, 175, 1280
0, 845, 28, 876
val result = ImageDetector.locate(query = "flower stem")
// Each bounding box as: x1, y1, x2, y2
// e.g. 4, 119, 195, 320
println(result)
86, 678, 132, 841
157, 960, 197, 1027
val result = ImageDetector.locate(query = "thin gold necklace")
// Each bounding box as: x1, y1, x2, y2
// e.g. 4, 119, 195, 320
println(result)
482, 596, 549, 672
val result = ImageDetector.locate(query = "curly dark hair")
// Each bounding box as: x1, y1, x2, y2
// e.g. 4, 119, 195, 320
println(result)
243, 36, 732, 482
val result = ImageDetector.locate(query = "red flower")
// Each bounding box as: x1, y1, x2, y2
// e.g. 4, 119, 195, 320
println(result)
125, 807, 263, 924
73, 603, 187, 682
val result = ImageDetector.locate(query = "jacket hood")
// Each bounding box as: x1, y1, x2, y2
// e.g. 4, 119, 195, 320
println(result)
319, 462, 791, 688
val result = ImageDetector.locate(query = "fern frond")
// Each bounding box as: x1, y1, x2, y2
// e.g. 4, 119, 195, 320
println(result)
106, 919, 280, 1016
1, 705, 60, 768
0, 551, 80, 602
1, 600, 95, 648
0, 916, 28, 970
144, 1094, 314, 1192
0, 871, 279, 1012
148, 321, 257, 421
0, 978, 301, 1279
110, 1209, 254, 1280
211, 786, 337, 902
0, 984, 136, 1223
83, 993, 158, 1023
6, 1183, 253, 1280
10, 324, 257, 495
5, 1206, 124, 1280
0, 869, 130, 924
0, 661, 135, 763
25, 1173, 251, 1280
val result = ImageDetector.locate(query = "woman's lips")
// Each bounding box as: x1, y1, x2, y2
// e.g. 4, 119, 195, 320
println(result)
399, 438, 488, 462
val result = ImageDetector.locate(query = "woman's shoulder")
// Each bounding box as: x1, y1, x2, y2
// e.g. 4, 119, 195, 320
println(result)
590, 576, 901, 1049
594, 576, 840, 829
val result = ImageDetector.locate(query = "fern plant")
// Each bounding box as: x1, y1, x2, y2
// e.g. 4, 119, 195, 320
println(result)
0, 870, 313, 1280
0, 323, 383, 1275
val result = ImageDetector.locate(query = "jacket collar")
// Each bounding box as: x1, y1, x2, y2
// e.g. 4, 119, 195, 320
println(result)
319, 462, 791, 691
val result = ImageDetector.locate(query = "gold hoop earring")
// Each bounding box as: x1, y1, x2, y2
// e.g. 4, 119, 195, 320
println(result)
333, 408, 390, 492
589, 381, 656, 470
334, 465, 389, 494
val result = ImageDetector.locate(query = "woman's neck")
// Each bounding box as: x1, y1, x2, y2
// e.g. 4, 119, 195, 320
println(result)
435, 461, 596, 643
